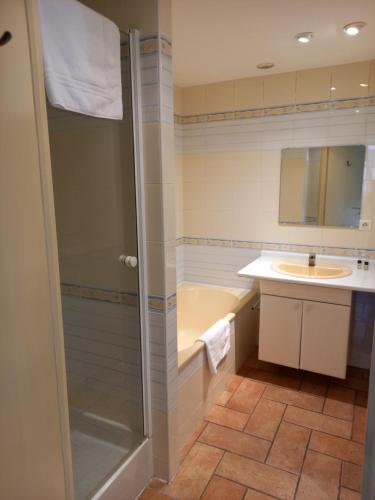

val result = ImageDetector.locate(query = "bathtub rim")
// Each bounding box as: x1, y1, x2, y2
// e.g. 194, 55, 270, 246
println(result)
177, 282, 258, 372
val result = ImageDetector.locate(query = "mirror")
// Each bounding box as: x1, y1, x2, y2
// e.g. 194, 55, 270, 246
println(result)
279, 145, 366, 228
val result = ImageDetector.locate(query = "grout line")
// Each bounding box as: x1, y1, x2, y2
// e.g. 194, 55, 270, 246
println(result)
198, 451, 227, 499
337, 460, 343, 500
264, 403, 288, 464
292, 428, 312, 500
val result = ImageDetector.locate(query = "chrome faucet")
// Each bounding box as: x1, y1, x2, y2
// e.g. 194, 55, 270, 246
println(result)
308, 253, 316, 267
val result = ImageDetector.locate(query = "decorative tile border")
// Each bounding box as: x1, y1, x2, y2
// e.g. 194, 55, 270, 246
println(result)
61, 283, 177, 313
180, 237, 375, 258
175, 96, 375, 125
140, 35, 172, 57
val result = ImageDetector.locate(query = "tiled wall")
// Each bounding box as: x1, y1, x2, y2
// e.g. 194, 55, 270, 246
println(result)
176, 107, 375, 251
176, 60, 375, 116
174, 61, 375, 370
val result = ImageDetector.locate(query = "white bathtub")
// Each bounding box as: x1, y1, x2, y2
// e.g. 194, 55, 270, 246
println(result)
176, 282, 259, 456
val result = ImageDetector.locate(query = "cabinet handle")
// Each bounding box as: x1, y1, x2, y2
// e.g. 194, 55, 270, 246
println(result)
0, 31, 12, 46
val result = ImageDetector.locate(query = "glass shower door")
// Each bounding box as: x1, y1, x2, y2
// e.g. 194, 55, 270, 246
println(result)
48, 32, 144, 500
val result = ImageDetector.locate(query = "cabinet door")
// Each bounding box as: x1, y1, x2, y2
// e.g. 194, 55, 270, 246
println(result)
301, 301, 350, 378
259, 294, 302, 368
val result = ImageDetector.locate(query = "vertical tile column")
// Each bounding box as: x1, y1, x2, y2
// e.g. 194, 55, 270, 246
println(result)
140, 0, 179, 480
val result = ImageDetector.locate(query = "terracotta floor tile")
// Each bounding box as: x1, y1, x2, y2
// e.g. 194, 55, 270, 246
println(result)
226, 378, 266, 414
266, 421, 310, 474
226, 374, 244, 393
352, 405, 367, 443
295, 450, 341, 500
162, 443, 223, 500
244, 490, 275, 499
247, 370, 301, 390
148, 478, 168, 491
309, 431, 364, 465
284, 405, 352, 438
216, 451, 298, 500
245, 399, 285, 441
339, 487, 361, 500
341, 462, 362, 492
323, 385, 355, 421
180, 420, 207, 462
138, 489, 172, 500
263, 385, 324, 412
355, 390, 368, 408
201, 475, 246, 500
300, 373, 329, 397
199, 422, 270, 461
216, 390, 232, 406
206, 404, 249, 431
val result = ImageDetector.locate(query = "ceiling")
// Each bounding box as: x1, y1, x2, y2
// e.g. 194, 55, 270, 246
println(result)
172, 0, 375, 87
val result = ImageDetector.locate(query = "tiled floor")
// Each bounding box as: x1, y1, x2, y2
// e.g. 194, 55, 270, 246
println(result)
140, 353, 369, 500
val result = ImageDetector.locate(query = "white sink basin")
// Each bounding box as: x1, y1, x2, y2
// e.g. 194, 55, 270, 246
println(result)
272, 261, 352, 279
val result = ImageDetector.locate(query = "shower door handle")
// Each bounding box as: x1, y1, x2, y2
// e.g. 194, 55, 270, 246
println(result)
118, 255, 138, 268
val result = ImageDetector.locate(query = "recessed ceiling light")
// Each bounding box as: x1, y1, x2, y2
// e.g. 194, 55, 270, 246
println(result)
360, 83, 369, 87
343, 22, 366, 36
295, 32, 314, 44
331, 86, 336, 91
257, 62, 275, 70
355, 109, 360, 113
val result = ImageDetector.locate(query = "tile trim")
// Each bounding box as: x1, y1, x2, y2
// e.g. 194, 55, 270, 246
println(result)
61, 282, 177, 312
179, 237, 375, 258
175, 96, 375, 125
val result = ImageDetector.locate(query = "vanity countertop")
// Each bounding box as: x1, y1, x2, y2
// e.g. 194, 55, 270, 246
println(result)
238, 251, 375, 293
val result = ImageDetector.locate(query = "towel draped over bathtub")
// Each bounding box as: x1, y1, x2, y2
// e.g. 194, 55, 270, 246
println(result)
198, 318, 231, 374
38, 0, 123, 120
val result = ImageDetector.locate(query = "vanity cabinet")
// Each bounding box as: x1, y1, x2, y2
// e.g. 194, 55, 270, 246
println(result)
259, 280, 352, 379
259, 295, 302, 369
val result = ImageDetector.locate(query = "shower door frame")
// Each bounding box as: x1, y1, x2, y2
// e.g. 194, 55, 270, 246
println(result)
90, 28, 153, 499
27, 3, 152, 496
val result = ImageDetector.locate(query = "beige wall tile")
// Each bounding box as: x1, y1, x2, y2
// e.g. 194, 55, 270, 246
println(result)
162, 123, 176, 183
331, 61, 371, 99
164, 240, 176, 296
184, 209, 207, 237
147, 241, 165, 296
205, 81, 235, 113
182, 85, 207, 115
183, 155, 207, 182
296, 67, 331, 103
263, 72, 296, 107
183, 181, 207, 210
204, 210, 233, 239
145, 183, 164, 242
230, 151, 262, 181
235, 77, 264, 110
174, 85, 183, 115
369, 60, 375, 96
163, 183, 176, 242
158, 0, 172, 38
143, 124, 161, 183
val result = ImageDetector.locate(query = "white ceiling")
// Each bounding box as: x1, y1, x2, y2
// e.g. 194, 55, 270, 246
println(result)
172, 0, 375, 87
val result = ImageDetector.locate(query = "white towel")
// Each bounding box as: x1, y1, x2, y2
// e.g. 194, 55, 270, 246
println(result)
198, 319, 231, 374
38, 0, 123, 120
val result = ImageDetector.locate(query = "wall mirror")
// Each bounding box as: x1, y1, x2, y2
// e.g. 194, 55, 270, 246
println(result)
279, 145, 366, 228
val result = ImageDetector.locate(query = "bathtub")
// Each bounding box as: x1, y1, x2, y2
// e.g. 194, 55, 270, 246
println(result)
176, 282, 259, 456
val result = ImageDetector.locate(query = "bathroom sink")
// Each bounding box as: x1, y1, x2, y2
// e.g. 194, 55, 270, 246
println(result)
272, 261, 352, 279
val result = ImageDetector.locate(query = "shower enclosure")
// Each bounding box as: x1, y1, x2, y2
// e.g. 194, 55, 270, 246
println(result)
47, 30, 149, 499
